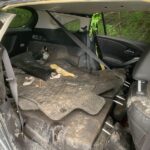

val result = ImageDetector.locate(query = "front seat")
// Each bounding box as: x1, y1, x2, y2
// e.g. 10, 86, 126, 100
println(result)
127, 49, 150, 150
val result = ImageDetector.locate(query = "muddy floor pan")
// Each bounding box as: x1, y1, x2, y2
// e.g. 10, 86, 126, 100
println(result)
22, 99, 113, 150
13, 57, 125, 121
11, 51, 126, 150
17, 73, 106, 121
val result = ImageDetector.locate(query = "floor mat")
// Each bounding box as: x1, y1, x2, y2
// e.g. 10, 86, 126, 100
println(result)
23, 99, 113, 150
18, 76, 105, 121
15, 60, 124, 121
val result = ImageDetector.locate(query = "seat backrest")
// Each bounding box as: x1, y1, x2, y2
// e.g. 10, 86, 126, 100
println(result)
133, 49, 150, 81
128, 49, 150, 150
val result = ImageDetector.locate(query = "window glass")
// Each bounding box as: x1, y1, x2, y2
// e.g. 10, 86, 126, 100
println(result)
7, 8, 34, 28
98, 11, 150, 43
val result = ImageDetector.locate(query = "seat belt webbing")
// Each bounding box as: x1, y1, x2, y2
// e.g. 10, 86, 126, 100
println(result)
141, 133, 150, 150
46, 11, 110, 70
2, 47, 24, 131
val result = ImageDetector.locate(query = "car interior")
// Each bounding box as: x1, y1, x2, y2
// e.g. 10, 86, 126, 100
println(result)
0, 6, 150, 150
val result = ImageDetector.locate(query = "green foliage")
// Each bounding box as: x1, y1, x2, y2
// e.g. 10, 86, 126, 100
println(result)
7, 8, 33, 28
64, 19, 80, 32
89, 13, 101, 37
101, 11, 150, 43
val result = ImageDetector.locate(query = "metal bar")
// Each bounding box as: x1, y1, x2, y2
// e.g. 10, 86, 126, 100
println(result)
138, 80, 142, 93
102, 128, 111, 136
105, 122, 114, 128
124, 83, 130, 87
113, 100, 123, 106
116, 95, 126, 101
125, 81, 130, 85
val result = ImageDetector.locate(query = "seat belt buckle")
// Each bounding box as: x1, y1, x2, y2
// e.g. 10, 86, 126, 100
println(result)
6, 77, 15, 81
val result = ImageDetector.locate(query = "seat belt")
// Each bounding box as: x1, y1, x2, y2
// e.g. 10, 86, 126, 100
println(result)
122, 57, 139, 66
141, 133, 150, 150
46, 11, 110, 70
2, 46, 24, 132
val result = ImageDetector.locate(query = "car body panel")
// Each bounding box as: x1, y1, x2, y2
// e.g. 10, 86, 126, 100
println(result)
0, 0, 150, 13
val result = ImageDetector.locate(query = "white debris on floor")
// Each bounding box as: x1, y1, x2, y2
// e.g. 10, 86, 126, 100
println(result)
23, 76, 35, 86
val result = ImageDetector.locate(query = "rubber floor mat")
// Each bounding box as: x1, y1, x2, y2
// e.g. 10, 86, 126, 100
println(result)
16, 60, 124, 120
17, 73, 105, 120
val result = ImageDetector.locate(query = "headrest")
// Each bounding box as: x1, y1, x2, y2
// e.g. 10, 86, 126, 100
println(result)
133, 49, 150, 81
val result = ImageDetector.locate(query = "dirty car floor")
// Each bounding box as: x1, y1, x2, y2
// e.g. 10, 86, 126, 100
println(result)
10, 47, 125, 150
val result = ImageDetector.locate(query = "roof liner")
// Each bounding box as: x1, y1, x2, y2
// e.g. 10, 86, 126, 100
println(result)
1, 0, 150, 14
